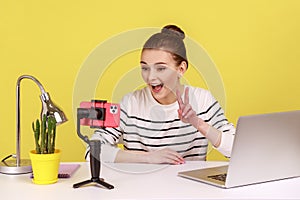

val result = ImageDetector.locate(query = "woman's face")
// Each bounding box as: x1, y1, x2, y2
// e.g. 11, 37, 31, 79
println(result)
140, 49, 185, 105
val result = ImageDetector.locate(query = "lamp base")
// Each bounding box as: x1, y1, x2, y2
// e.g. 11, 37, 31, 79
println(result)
0, 159, 32, 175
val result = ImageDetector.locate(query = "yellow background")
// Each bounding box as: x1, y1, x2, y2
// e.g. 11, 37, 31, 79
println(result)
1, 0, 299, 162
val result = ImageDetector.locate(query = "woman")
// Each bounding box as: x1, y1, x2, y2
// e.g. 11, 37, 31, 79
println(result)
88, 25, 235, 164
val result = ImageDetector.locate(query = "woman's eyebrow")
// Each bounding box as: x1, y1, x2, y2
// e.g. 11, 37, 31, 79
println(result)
140, 61, 167, 65
154, 62, 167, 65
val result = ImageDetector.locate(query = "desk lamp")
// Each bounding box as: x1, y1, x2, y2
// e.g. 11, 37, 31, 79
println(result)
0, 75, 67, 175
73, 100, 120, 189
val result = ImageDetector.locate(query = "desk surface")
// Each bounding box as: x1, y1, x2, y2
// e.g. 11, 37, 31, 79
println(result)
1, 161, 300, 199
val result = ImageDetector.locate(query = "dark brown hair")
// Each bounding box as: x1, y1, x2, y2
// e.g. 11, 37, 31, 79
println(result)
142, 25, 188, 68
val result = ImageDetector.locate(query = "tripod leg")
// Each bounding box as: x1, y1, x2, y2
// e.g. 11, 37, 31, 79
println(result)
73, 179, 93, 188
96, 179, 114, 189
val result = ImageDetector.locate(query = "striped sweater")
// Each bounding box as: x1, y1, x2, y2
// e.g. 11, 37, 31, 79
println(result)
88, 85, 235, 162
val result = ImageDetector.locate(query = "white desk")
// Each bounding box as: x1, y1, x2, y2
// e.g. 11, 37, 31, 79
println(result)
1, 161, 300, 199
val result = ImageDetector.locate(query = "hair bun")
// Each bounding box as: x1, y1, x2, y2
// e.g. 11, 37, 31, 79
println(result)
161, 25, 185, 39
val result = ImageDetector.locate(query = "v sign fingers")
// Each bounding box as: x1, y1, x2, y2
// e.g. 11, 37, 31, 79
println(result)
184, 86, 189, 105
176, 89, 184, 110
177, 87, 201, 129
176, 87, 213, 140
176, 89, 186, 122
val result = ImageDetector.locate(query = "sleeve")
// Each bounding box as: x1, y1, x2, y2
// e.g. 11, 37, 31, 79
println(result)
203, 91, 236, 158
85, 95, 130, 163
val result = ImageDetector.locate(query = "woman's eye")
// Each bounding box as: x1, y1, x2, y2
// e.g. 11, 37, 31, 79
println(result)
157, 67, 166, 71
141, 66, 149, 71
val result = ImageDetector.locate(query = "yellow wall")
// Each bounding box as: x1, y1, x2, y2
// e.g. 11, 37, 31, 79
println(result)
1, 0, 299, 162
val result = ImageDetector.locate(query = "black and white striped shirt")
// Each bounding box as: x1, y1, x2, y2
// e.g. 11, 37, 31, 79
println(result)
89, 85, 235, 162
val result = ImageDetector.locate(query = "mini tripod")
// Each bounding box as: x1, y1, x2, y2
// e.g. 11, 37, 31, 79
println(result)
73, 107, 114, 189
73, 140, 114, 189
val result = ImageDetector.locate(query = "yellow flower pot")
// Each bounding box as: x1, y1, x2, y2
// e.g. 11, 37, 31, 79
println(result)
29, 149, 61, 185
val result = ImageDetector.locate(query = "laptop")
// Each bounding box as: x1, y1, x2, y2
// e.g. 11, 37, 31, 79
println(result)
178, 110, 300, 188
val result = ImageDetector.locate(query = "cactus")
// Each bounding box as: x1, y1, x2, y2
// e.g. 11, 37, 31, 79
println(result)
32, 114, 57, 154
32, 119, 41, 154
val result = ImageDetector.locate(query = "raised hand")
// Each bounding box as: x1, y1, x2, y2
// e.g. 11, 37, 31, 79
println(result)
176, 87, 199, 128
176, 87, 209, 135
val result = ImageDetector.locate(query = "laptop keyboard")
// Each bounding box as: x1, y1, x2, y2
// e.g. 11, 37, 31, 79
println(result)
207, 173, 227, 182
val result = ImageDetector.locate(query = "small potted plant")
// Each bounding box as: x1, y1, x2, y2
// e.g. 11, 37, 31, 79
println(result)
29, 114, 61, 184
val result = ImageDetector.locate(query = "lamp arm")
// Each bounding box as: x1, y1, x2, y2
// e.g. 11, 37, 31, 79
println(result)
17, 75, 47, 94
15, 75, 47, 166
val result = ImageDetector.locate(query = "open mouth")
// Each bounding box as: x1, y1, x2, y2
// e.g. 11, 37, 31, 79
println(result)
151, 83, 164, 93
